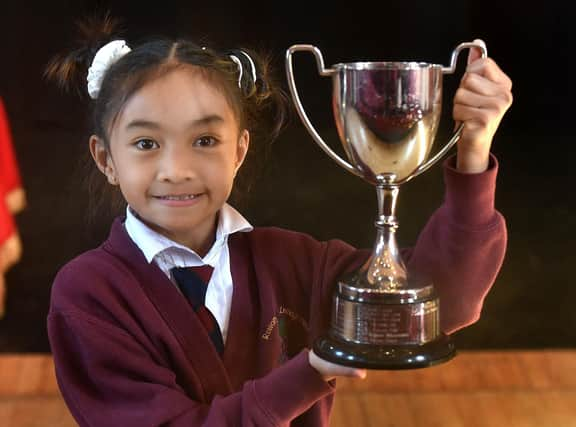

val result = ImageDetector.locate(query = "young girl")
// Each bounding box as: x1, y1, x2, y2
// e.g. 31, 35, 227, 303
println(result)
46, 18, 512, 427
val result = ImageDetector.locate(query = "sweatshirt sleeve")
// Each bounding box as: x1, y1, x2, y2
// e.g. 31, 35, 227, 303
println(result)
48, 308, 333, 427
404, 153, 507, 332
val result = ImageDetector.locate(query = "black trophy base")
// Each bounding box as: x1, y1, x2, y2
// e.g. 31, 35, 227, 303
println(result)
313, 332, 456, 370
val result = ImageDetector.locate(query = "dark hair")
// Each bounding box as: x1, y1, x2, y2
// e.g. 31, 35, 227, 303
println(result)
45, 14, 289, 223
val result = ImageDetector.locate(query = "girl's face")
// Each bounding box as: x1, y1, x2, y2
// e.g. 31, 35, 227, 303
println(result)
90, 67, 249, 253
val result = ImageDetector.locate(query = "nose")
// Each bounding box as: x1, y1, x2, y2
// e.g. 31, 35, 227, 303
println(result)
156, 145, 197, 183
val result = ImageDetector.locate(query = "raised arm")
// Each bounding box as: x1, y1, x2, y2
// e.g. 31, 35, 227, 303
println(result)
405, 39, 512, 332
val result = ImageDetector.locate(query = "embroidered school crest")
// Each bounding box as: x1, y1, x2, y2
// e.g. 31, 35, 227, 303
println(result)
262, 306, 309, 364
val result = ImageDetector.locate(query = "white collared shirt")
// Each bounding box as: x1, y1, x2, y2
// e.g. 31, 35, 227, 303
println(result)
124, 203, 253, 342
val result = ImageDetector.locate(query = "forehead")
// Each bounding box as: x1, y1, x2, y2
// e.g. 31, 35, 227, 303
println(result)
115, 67, 238, 130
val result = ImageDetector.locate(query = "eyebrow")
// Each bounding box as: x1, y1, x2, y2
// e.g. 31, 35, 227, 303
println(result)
125, 114, 225, 130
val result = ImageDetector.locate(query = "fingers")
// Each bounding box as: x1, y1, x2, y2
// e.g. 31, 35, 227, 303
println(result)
455, 84, 513, 112
464, 38, 512, 90
326, 362, 367, 379
457, 55, 513, 116
453, 87, 511, 127
454, 42, 513, 172
465, 57, 513, 90
459, 73, 509, 97
453, 102, 501, 129
467, 38, 486, 65
308, 349, 367, 381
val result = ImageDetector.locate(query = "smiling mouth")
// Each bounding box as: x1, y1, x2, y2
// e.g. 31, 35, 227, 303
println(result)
154, 194, 200, 201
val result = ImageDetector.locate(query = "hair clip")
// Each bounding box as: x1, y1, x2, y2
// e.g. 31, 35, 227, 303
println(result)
229, 50, 257, 90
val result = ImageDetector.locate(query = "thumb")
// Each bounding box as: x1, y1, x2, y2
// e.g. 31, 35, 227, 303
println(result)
467, 38, 486, 65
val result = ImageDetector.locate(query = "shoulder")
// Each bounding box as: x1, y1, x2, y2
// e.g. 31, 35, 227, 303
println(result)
54, 245, 124, 280
242, 226, 367, 273
248, 226, 321, 245
51, 216, 145, 295
49, 244, 138, 314
246, 226, 354, 253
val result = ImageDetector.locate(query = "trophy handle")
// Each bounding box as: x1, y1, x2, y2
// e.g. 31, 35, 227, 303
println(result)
402, 41, 488, 184
286, 45, 363, 178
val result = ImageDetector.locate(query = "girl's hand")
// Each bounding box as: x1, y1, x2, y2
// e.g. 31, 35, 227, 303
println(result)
453, 39, 513, 173
308, 349, 367, 382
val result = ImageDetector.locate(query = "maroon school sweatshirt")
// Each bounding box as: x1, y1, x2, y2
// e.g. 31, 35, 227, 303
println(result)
47, 156, 507, 426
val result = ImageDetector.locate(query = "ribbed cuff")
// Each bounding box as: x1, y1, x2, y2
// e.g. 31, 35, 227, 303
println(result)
442, 153, 499, 227
252, 350, 335, 424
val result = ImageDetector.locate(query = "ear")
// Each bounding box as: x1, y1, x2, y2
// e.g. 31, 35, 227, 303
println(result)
89, 135, 118, 185
234, 129, 250, 175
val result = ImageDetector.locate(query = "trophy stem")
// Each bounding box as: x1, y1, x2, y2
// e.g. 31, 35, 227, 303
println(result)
361, 174, 407, 288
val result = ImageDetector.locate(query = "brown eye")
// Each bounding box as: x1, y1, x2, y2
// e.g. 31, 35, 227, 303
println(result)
134, 139, 158, 150
194, 136, 218, 147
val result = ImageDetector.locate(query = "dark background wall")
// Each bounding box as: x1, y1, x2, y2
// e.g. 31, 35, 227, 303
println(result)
0, 0, 572, 352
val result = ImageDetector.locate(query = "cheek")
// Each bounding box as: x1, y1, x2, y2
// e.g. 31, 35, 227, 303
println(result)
206, 154, 237, 188
114, 157, 150, 194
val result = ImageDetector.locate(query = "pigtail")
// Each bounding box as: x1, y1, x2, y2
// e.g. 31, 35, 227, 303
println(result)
234, 49, 290, 143
226, 48, 291, 201
44, 13, 124, 98
45, 13, 128, 228
259, 53, 291, 141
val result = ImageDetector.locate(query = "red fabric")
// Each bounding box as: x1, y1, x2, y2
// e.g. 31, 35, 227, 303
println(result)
0, 184, 14, 244
0, 98, 22, 196
0, 97, 19, 246
0, 97, 23, 317
189, 265, 214, 284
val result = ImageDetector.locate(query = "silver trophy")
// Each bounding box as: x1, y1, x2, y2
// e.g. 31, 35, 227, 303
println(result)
286, 42, 487, 369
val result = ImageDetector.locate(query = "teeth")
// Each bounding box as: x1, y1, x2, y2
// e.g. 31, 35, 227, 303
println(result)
161, 194, 196, 200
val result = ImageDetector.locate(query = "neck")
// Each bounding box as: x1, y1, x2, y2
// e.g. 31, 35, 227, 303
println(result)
165, 216, 218, 258
131, 207, 219, 258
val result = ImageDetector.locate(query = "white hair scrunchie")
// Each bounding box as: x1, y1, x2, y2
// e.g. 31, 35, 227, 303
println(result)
87, 40, 132, 99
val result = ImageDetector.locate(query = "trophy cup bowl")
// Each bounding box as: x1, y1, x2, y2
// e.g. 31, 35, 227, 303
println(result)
286, 42, 487, 369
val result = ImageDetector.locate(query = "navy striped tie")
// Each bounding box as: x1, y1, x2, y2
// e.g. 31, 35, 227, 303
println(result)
171, 265, 224, 355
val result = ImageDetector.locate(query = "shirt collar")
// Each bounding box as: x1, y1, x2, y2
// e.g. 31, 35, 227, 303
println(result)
124, 203, 253, 265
